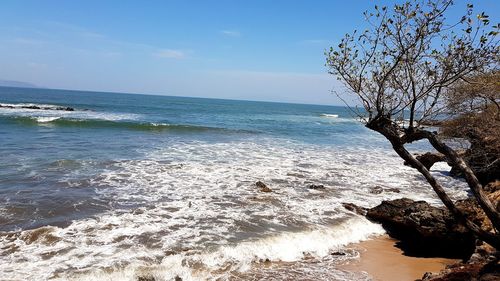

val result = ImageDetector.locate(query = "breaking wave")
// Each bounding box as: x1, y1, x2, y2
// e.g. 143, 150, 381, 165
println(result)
0, 140, 468, 280
320, 113, 339, 118
0, 102, 251, 133
8, 116, 237, 132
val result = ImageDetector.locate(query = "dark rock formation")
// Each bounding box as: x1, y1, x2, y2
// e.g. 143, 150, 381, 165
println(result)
330, 251, 347, 256
369, 186, 401, 194
369, 186, 384, 194
366, 198, 475, 259
386, 187, 401, 193
342, 203, 368, 216
308, 184, 325, 190
450, 146, 499, 186
420, 243, 500, 281
420, 119, 444, 127
255, 181, 272, 193
416, 152, 447, 170
0, 104, 75, 111
421, 262, 500, 281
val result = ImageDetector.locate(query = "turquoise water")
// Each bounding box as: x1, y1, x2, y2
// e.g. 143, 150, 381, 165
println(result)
0, 87, 467, 280
0, 87, 381, 230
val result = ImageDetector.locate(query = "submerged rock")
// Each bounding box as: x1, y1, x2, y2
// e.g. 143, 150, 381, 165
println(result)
366, 198, 475, 259
255, 181, 272, 193
386, 187, 401, 193
0, 104, 75, 111
369, 186, 401, 194
369, 186, 384, 194
330, 251, 347, 256
308, 184, 325, 190
342, 203, 368, 216
137, 276, 155, 281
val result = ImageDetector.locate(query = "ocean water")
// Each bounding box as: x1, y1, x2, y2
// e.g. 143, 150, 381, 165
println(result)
0, 87, 468, 280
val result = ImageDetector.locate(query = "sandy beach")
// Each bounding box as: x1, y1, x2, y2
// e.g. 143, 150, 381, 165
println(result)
341, 235, 459, 281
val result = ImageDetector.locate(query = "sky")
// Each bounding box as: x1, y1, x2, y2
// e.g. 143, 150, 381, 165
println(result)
0, 1, 498, 105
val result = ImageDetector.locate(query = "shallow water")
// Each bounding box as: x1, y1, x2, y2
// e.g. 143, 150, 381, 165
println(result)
0, 87, 467, 280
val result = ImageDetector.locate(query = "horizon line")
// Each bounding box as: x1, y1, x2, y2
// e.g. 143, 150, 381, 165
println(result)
0, 85, 347, 107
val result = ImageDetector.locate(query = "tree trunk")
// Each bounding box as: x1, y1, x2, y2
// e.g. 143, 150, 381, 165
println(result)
366, 117, 500, 250
391, 141, 500, 249
425, 133, 500, 232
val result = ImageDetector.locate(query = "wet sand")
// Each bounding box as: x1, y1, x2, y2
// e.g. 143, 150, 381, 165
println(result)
341, 235, 459, 281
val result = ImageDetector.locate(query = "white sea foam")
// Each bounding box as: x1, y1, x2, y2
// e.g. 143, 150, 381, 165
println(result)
0, 102, 139, 122
0, 139, 469, 280
35, 116, 61, 123
320, 113, 339, 118
67, 216, 383, 281
0, 215, 383, 281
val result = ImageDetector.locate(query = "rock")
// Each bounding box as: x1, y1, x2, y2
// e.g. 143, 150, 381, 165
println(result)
137, 276, 155, 281
369, 186, 384, 194
0, 104, 76, 111
420, 261, 500, 281
369, 186, 400, 194
24, 105, 41, 110
331, 251, 346, 256
482, 181, 500, 213
420, 119, 444, 127
386, 187, 401, 193
404, 152, 447, 170
455, 198, 493, 232
484, 181, 500, 193
488, 190, 500, 212
255, 181, 272, 193
366, 198, 475, 259
466, 142, 500, 185
342, 203, 367, 216
308, 184, 325, 190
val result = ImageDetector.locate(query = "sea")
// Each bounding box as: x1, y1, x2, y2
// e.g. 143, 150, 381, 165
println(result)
0, 87, 468, 280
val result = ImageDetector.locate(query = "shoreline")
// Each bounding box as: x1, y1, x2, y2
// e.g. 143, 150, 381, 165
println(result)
340, 235, 459, 281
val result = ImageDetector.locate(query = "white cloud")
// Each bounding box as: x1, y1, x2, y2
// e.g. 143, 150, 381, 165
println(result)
220, 30, 241, 37
154, 49, 186, 59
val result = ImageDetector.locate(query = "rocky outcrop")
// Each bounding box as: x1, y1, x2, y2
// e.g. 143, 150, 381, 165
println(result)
421, 262, 500, 281
453, 183, 500, 234
449, 145, 499, 186
368, 186, 401, 194
469, 143, 499, 186
366, 198, 476, 259
342, 203, 368, 216
0, 104, 75, 111
415, 152, 447, 170
308, 184, 325, 190
255, 181, 272, 192
420, 242, 499, 281
404, 151, 466, 171
420, 119, 444, 127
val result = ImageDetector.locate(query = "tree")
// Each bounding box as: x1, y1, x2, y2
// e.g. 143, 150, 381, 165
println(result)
326, 0, 500, 249
442, 71, 500, 184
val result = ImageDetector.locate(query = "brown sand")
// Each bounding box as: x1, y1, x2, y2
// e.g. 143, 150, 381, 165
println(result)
340, 235, 459, 281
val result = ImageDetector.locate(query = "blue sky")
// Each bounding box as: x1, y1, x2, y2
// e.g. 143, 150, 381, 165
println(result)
0, 1, 498, 105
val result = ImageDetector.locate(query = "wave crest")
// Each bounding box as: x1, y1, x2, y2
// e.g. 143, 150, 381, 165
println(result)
320, 114, 339, 118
